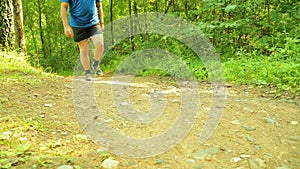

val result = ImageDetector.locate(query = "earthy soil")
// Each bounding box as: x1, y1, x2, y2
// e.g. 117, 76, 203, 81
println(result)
0, 74, 299, 169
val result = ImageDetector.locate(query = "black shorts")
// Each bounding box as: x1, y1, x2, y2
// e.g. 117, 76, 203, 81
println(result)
72, 24, 102, 42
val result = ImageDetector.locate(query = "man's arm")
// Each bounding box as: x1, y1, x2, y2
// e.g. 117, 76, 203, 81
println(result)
97, 1, 105, 31
60, 2, 73, 38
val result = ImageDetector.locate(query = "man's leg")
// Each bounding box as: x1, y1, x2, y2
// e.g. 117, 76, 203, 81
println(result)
91, 34, 104, 75
78, 39, 92, 80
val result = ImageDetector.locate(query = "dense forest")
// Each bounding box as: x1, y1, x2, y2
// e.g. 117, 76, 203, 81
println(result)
0, 0, 299, 92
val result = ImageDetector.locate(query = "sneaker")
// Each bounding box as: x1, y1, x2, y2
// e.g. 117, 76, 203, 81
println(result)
85, 73, 93, 81
93, 65, 103, 76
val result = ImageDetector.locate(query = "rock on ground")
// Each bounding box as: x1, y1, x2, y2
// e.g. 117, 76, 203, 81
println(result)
102, 159, 120, 169
57, 165, 73, 169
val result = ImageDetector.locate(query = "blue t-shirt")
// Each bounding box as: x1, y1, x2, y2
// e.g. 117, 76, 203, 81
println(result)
61, 0, 101, 28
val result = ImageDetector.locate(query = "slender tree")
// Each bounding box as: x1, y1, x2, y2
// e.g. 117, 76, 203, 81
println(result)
38, 0, 47, 58
266, 0, 271, 35
13, 0, 26, 53
128, 0, 135, 51
110, 0, 114, 45
184, 0, 188, 16
164, 0, 174, 14
133, 0, 139, 33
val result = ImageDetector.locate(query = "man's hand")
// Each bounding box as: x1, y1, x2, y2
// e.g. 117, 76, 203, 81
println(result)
64, 25, 73, 38
60, 2, 73, 38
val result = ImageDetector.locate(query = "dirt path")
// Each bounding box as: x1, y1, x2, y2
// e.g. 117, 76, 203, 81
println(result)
0, 75, 299, 169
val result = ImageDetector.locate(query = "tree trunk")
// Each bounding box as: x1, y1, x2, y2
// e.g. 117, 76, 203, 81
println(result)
128, 0, 135, 51
13, 0, 26, 53
172, 0, 176, 12
164, 0, 171, 14
154, 0, 158, 12
142, 0, 148, 43
29, 25, 39, 65
110, 0, 114, 45
184, 0, 188, 16
38, 0, 47, 58
0, 0, 15, 51
266, 0, 271, 35
133, 0, 139, 33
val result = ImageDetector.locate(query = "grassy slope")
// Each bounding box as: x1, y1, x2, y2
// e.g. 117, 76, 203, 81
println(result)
0, 52, 42, 77
224, 56, 300, 94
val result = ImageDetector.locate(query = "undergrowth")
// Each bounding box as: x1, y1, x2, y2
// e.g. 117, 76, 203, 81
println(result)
101, 35, 299, 94
1, 49, 299, 94
0, 52, 54, 80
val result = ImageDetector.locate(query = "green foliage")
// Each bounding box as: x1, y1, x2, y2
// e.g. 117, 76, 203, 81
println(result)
20, 0, 299, 93
0, 112, 52, 168
224, 55, 299, 93
23, 0, 79, 71
0, 51, 57, 81
101, 31, 299, 92
101, 34, 207, 80
188, 0, 300, 60
0, 52, 41, 76
0, 137, 32, 168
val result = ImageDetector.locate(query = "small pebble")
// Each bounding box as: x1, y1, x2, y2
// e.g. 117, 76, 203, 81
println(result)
171, 99, 180, 103
289, 136, 300, 141
231, 157, 242, 162
227, 149, 233, 153
120, 102, 129, 106
265, 118, 277, 126
230, 120, 240, 125
243, 125, 256, 131
155, 159, 165, 164
205, 155, 212, 161
192, 150, 208, 160
57, 165, 73, 169
247, 135, 256, 142
102, 159, 119, 169
205, 147, 220, 155
255, 145, 261, 149
291, 121, 298, 125
96, 148, 107, 154
75, 134, 90, 141
243, 107, 254, 113
31, 164, 38, 169
186, 159, 195, 164
240, 154, 251, 158
44, 103, 53, 107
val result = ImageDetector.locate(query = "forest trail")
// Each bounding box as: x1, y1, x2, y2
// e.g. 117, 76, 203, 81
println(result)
0, 75, 299, 169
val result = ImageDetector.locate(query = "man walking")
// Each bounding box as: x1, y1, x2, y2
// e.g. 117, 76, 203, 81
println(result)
60, 0, 105, 81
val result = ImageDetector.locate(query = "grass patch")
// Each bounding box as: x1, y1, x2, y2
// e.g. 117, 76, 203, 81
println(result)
0, 114, 45, 168
0, 52, 40, 74
102, 51, 299, 94
224, 56, 300, 94
0, 52, 56, 81
2, 50, 298, 94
